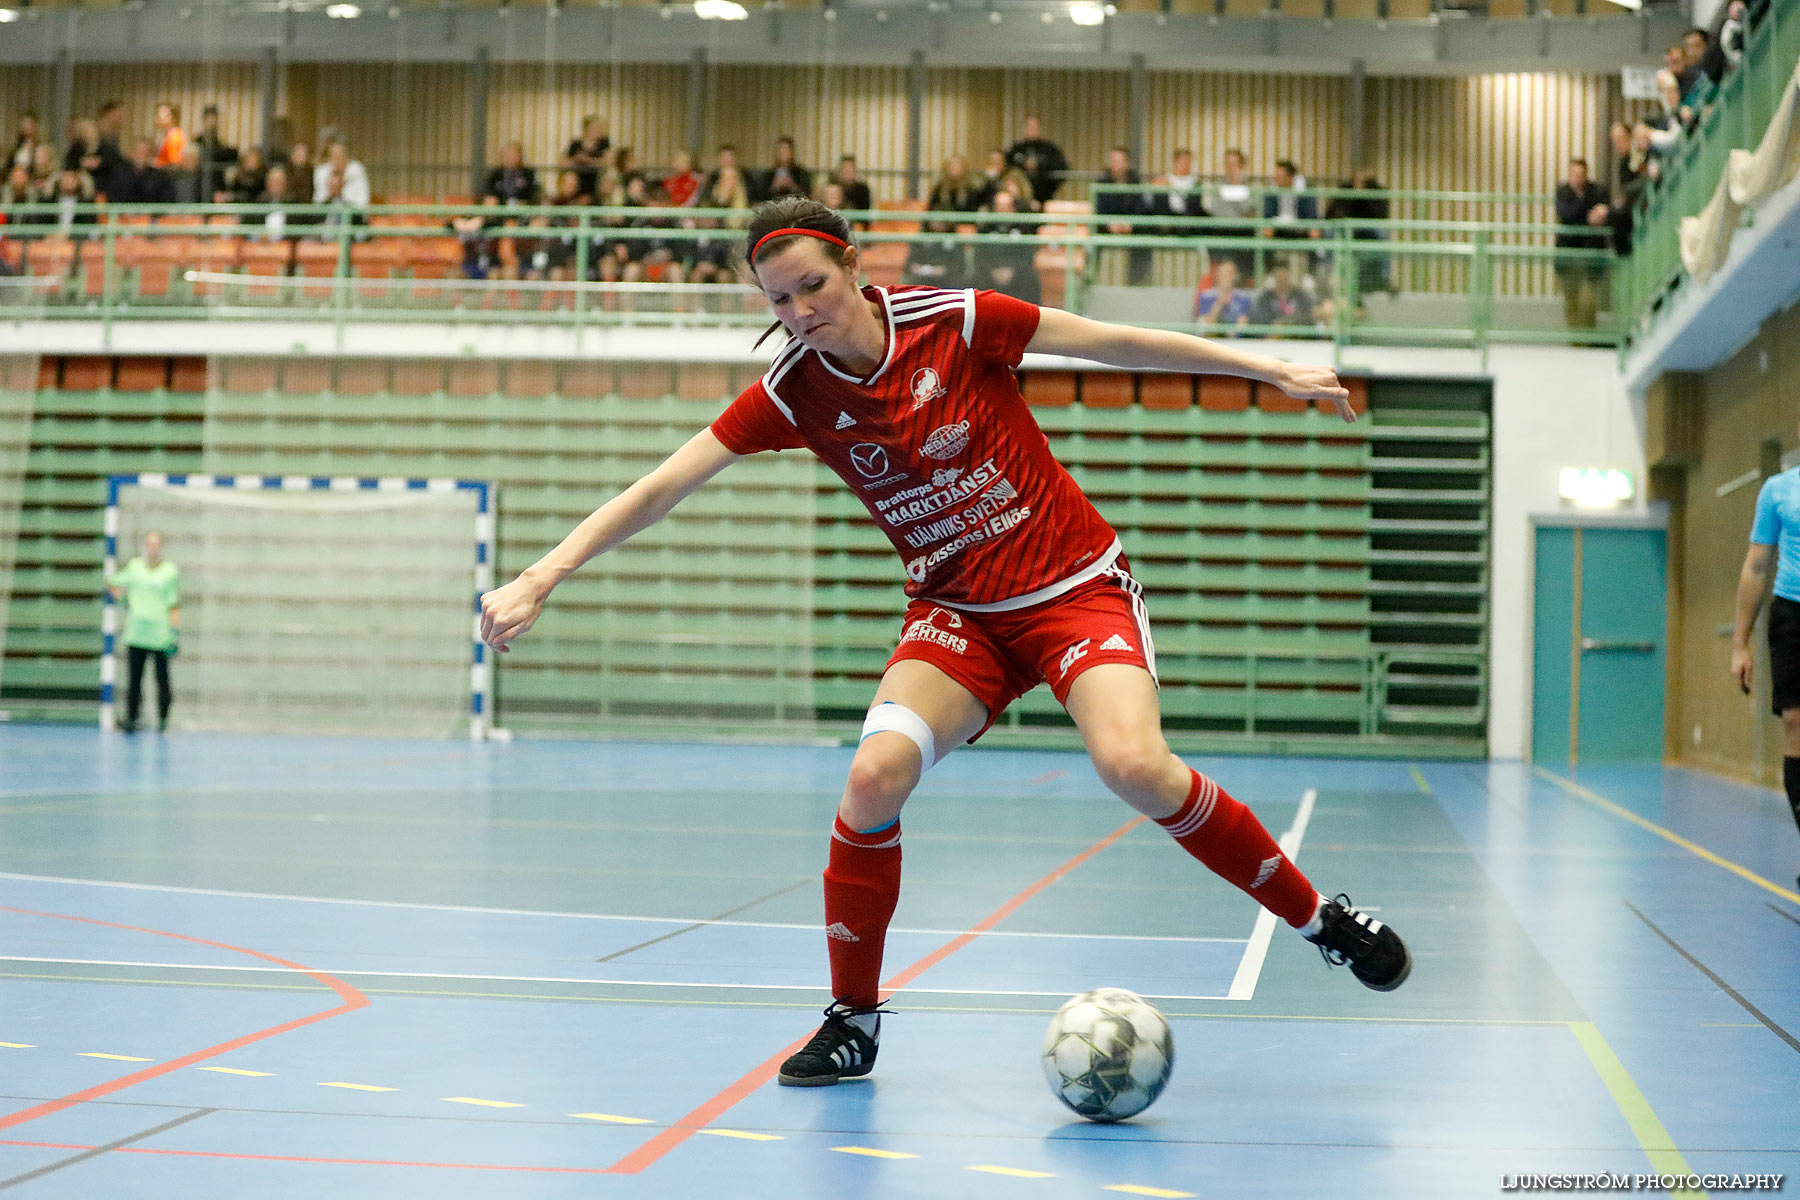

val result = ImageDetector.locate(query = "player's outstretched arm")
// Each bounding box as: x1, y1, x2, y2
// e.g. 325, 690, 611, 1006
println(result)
480, 429, 741, 652
1730, 542, 1774, 694
1025, 307, 1355, 423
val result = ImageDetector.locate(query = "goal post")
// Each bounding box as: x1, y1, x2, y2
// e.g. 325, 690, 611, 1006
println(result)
102, 473, 496, 740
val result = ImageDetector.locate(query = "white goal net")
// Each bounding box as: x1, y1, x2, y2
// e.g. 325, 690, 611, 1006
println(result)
103, 474, 494, 739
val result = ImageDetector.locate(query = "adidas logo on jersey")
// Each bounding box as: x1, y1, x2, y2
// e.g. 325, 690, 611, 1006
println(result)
835, 411, 857, 429
825, 922, 861, 943
1099, 634, 1134, 653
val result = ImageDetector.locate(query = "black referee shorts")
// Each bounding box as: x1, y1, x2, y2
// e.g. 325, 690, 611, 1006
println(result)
1770, 595, 1800, 716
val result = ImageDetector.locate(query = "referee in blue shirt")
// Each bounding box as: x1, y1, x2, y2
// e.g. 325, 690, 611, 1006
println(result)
1734, 460, 1800, 881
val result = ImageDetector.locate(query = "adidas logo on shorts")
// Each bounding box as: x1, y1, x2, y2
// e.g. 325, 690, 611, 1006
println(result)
1099, 634, 1134, 653
835, 411, 857, 429
825, 922, 861, 942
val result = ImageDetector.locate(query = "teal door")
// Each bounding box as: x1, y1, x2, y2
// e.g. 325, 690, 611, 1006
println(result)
1531, 523, 1667, 765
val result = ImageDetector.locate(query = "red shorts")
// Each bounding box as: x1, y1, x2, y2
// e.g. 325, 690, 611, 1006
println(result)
885, 558, 1158, 738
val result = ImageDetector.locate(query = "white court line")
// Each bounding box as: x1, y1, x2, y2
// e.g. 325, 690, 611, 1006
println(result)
0, 955, 1231, 1002
0, 871, 1243, 944
1226, 788, 1318, 1002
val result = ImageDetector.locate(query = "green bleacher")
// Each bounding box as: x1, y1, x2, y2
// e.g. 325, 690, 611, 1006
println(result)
0, 359, 1489, 755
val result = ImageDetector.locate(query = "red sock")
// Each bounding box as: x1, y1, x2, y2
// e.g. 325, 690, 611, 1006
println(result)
1156, 769, 1320, 928
822, 814, 903, 1009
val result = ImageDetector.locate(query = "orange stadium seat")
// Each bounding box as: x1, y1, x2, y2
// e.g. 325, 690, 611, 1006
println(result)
1140, 374, 1195, 410
350, 240, 407, 303
116, 357, 170, 392
293, 241, 343, 303
860, 242, 908, 288
1200, 376, 1253, 412
238, 241, 295, 301
1082, 373, 1136, 408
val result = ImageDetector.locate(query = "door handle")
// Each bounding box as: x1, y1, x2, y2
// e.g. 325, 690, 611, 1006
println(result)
1579, 638, 1657, 653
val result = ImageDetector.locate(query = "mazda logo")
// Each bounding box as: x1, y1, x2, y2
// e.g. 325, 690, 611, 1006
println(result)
850, 443, 890, 478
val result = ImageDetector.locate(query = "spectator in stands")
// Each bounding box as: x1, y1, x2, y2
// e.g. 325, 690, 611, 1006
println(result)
1, 164, 39, 213
612, 146, 641, 188
313, 167, 364, 238
978, 148, 1035, 210
451, 195, 502, 279
286, 141, 313, 186
1261, 159, 1320, 276
1095, 145, 1152, 286
835, 156, 873, 218
820, 181, 846, 212
663, 150, 703, 208
1005, 116, 1068, 204
231, 147, 268, 205
1194, 257, 1251, 331
124, 137, 169, 204
1149, 148, 1203, 236
535, 168, 589, 285
92, 101, 133, 204
929, 155, 982, 213
28, 144, 54, 196
257, 166, 291, 241
1208, 147, 1257, 280
1248, 261, 1315, 331
970, 187, 1040, 305
684, 155, 749, 284
63, 118, 103, 178
49, 168, 96, 238
1553, 156, 1608, 330
153, 103, 187, 169
485, 140, 541, 207
1651, 70, 1696, 143
1606, 122, 1641, 256
1681, 28, 1718, 108
165, 145, 205, 206
9, 112, 40, 174
313, 140, 369, 210
1664, 43, 1696, 98
1325, 167, 1391, 310
1721, 1, 1749, 71
194, 104, 240, 202
615, 174, 684, 284
564, 114, 611, 197
759, 136, 813, 202
903, 215, 968, 290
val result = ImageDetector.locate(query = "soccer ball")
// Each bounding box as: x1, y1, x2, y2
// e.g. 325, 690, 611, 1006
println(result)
1041, 987, 1174, 1122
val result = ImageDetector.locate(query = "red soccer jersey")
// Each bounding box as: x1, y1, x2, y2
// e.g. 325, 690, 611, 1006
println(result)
710, 285, 1121, 610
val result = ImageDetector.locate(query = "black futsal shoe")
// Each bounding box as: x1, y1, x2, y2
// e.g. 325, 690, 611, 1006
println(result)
1305, 894, 1413, 992
777, 1002, 884, 1087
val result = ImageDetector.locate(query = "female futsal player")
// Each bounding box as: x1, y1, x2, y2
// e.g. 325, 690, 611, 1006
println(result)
480, 197, 1411, 1087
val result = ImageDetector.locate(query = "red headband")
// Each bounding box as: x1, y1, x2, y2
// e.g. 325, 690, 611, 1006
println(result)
752, 226, 850, 261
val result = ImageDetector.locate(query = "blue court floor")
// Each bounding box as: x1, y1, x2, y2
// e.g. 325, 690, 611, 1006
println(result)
0, 725, 1795, 1198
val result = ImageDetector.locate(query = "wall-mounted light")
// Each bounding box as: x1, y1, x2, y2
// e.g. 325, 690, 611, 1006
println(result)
324, 3, 362, 16
694, 0, 748, 18
1558, 467, 1634, 508
1067, 2, 1107, 24
0, 8, 21, 20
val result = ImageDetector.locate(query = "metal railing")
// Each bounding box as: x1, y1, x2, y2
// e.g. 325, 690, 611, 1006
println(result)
0, 200, 1621, 352
1616, 1, 1798, 348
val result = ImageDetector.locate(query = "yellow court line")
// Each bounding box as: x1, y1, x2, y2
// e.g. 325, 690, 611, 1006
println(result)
79, 1052, 152, 1062
968, 1165, 1055, 1179
318, 1082, 397, 1092
443, 1097, 524, 1108
1532, 765, 1800, 906
698, 1129, 783, 1142
0, 1042, 34, 1048
570, 1112, 653, 1124
1568, 1022, 1708, 1198
1409, 765, 1432, 795
198, 1066, 274, 1076
832, 1146, 919, 1160
1104, 1186, 1197, 1199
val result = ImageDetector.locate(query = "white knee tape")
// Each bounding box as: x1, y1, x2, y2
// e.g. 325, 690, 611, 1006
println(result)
860, 701, 937, 770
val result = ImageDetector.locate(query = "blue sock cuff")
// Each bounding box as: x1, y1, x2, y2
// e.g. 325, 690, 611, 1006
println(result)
856, 818, 898, 835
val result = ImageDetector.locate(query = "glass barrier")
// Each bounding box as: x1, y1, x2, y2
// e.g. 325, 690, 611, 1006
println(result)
0, 202, 1621, 350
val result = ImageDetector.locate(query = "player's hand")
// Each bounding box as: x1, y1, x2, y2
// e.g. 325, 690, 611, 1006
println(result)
481, 576, 548, 654
1730, 644, 1754, 695
1276, 362, 1355, 423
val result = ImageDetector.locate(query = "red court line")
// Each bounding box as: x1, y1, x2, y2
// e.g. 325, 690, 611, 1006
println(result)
604, 814, 1148, 1176
0, 905, 371, 1132
0, 1140, 613, 1174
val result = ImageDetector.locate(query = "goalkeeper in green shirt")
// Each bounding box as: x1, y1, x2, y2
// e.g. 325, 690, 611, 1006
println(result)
108, 531, 181, 733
